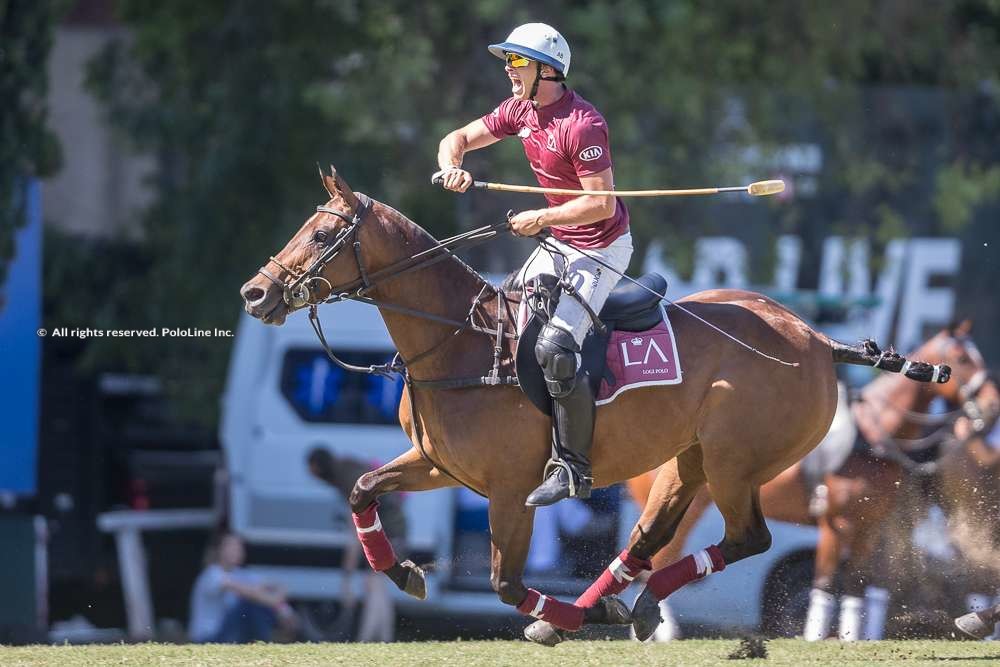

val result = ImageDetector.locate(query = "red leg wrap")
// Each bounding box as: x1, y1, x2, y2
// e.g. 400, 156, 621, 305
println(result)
352, 502, 397, 572
576, 549, 652, 608
645, 544, 726, 601
517, 588, 584, 631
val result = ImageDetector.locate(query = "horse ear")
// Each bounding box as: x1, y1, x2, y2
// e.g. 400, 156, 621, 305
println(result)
318, 163, 360, 210
318, 163, 336, 198
328, 164, 360, 209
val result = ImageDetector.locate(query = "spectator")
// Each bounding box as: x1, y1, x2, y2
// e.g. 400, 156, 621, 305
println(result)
188, 533, 298, 643
307, 446, 406, 642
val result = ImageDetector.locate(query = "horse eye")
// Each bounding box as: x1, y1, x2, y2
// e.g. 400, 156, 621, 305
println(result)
313, 230, 329, 244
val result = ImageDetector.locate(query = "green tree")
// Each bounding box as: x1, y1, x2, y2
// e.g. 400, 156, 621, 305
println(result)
77, 0, 1000, 424
0, 0, 64, 301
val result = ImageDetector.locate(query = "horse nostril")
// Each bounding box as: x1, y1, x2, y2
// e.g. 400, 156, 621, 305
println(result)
242, 286, 265, 305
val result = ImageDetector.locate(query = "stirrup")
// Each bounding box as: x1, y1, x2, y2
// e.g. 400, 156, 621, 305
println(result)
541, 457, 592, 499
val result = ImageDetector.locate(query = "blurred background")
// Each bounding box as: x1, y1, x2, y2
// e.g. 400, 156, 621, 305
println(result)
1, 0, 999, 646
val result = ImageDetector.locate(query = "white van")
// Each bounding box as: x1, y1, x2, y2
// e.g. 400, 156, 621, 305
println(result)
220, 293, 819, 635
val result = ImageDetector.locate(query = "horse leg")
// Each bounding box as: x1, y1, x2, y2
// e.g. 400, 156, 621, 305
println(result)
524, 448, 706, 647
631, 472, 770, 641
803, 511, 841, 641
803, 471, 860, 641
835, 459, 901, 641
348, 447, 458, 599
650, 483, 713, 570
635, 482, 713, 642
485, 493, 626, 643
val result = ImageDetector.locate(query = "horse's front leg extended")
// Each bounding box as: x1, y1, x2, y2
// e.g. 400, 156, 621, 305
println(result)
348, 447, 458, 599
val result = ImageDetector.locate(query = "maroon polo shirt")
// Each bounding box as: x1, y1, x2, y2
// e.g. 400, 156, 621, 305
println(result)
481, 90, 629, 249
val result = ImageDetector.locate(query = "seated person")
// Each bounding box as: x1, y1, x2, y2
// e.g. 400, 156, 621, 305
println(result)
188, 532, 297, 643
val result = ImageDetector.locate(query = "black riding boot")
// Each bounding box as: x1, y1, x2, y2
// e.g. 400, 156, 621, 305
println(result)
525, 370, 595, 507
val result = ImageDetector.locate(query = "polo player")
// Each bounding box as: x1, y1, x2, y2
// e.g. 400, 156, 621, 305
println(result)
436, 22, 632, 507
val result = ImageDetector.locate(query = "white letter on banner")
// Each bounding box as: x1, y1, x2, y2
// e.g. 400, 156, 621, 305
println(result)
896, 239, 960, 352
773, 235, 801, 292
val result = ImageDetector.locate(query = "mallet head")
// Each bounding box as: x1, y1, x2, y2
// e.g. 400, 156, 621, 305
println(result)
747, 180, 785, 196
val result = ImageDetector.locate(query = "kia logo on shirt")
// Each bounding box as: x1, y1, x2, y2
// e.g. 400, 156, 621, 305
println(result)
579, 146, 603, 161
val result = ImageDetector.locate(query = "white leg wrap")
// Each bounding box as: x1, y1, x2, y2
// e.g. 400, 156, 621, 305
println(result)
693, 549, 714, 576
838, 595, 865, 641
609, 556, 637, 582
863, 586, 890, 640
529, 594, 547, 619
355, 514, 383, 534
804, 588, 836, 642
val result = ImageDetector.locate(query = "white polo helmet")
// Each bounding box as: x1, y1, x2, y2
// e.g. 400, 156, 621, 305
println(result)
488, 23, 571, 77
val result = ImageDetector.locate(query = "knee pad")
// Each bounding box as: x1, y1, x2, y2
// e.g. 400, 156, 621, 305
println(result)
535, 324, 580, 398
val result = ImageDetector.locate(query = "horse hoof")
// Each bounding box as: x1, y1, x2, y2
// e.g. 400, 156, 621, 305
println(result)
400, 560, 426, 600
631, 588, 663, 641
598, 595, 633, 625
524, 620, 565, 647
955, 612, 993, 640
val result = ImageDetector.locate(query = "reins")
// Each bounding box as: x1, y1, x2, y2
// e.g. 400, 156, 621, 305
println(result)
260, 194, 527, 497
263, 193, 519, 388
533, 233, 802, 368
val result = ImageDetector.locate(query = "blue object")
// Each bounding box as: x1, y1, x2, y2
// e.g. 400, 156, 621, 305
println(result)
207, 599, 276, 644
281, 349, 403, 424
0, 180, 41, 496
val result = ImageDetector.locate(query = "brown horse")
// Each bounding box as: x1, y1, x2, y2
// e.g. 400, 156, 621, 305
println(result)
239, 167, 948, 641
625, 324, 999, 640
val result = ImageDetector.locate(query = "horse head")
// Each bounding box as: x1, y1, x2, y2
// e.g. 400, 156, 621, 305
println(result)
925, 320, 997, 409
919, 320, 1000, 464
241, 165, 369, 325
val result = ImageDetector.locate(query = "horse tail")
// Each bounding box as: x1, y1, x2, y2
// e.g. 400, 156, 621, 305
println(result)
830, 338, 951, 384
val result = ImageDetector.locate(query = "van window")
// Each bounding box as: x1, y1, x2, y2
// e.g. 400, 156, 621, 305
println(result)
281, 348, 403, 424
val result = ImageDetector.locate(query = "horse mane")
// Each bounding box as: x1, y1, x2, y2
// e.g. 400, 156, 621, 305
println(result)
500, 269, 523, 296
369, 197, 493, 292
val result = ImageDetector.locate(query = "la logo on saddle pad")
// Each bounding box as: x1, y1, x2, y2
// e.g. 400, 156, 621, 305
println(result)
598, 308, 682, 405
513, 279, 682, 416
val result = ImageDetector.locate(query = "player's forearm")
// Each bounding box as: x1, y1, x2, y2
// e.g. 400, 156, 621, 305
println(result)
438, 131, 468, 170
538, 193, 616, 227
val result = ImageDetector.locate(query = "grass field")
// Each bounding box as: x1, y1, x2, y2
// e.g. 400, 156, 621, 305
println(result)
3, 640, 999, 666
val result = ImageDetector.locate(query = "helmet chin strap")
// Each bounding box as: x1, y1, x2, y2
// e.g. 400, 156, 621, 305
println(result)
529, 62, 542, 102
529, 62, 567, 104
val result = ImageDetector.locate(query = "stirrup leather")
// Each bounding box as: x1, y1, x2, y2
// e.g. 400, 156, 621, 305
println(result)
540, 457, 593, 498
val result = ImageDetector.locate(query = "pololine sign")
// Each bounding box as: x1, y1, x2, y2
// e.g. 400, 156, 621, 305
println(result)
643, 236, 961, 353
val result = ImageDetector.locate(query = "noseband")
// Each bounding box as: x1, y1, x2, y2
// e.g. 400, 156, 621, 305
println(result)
256, 195, 372, 309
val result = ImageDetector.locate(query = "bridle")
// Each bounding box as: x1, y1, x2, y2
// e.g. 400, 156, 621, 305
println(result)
254, 192, 520, 497
254, 192, 519, 385
257, 198, 372, 310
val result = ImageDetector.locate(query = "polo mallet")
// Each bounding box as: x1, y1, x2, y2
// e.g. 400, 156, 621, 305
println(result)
431, 172, 785, 197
